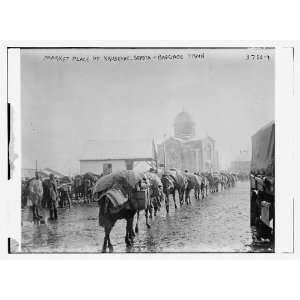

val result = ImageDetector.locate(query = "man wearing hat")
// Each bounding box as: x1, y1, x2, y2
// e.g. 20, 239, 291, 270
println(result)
49, 174, 59, 220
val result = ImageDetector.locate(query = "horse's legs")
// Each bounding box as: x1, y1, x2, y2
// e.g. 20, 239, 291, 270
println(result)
145, 208, 151, 228
128, 214, 135, 240
107, 234, 113, 252
102, 220, 114, 253
172, 190, 177, 209
185, 190, 188, 205
67, 191, 71, 208
165, 193, 170, 214
125, 216, 135, 247
194, 189, 196, 200
179, 190, 183, 206
185, 189, 191, 205
102, 235, 108, 253
135, 211, 140, 233
157, 194, 162, 210
188, 190, 192, 204
148, 200, 153, 219
154, 204, 158, 217
152, 197, 157, 216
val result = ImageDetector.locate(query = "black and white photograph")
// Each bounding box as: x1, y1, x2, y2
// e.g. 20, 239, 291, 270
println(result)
18, 47, 275, 253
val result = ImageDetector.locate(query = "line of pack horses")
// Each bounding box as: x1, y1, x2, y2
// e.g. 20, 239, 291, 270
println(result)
161, 170, 238, 213
97, 169, 238, 252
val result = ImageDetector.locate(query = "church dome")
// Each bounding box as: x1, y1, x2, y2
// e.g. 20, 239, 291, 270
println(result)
174, 111, 195, 125
174, 111, 196, 140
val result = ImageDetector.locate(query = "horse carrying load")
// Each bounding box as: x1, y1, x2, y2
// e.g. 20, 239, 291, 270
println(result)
250, 121, 275, 241
93, 170, 151, 252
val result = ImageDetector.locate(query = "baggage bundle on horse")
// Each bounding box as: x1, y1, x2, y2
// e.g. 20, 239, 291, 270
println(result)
93, 170, 150, 215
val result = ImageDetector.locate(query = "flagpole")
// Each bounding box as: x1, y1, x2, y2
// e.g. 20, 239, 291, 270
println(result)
152, 138, 158, 173
163, 134, 167, 172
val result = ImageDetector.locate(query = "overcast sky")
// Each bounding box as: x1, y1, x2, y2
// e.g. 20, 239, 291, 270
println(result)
21, 48, 274, 175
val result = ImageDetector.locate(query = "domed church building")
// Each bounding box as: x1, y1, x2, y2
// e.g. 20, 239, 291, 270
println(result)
174, 111, 196, 140
157, 110, 219, 172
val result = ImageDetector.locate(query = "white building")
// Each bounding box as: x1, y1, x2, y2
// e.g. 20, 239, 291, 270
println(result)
80, 139, 155, 175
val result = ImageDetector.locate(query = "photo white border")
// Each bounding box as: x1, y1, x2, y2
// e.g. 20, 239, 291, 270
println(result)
0, 40, 298, 259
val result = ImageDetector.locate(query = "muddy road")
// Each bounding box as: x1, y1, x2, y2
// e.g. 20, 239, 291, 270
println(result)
21, 181, 265, 253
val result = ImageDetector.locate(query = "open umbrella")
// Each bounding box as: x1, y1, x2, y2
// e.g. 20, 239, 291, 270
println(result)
113, 170, 144, 188
93, 173, 115, 194
93, 170, 145, 195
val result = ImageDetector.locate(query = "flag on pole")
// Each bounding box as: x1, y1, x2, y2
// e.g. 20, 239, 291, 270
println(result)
152, 138, 158, 162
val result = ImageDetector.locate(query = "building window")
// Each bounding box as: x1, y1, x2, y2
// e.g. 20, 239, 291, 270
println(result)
103, 163, 112, 175
125, 160, 134, 170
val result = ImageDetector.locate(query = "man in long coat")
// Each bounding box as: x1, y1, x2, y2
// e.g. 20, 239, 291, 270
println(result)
28, 172, 43, 221
49, 174, 59, 220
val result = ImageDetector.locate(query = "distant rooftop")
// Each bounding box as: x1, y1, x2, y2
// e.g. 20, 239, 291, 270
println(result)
22, 167, 65, 179
43, 168, 65, 178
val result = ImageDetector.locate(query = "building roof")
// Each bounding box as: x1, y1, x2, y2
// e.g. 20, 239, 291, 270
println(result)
80, 139, 154, 161
21, 168, 65, 179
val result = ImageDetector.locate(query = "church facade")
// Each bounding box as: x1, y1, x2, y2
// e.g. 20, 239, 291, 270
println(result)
157, 111, 219, 172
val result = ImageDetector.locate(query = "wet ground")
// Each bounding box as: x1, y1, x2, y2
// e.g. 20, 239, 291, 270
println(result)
20, 181, 272, 253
